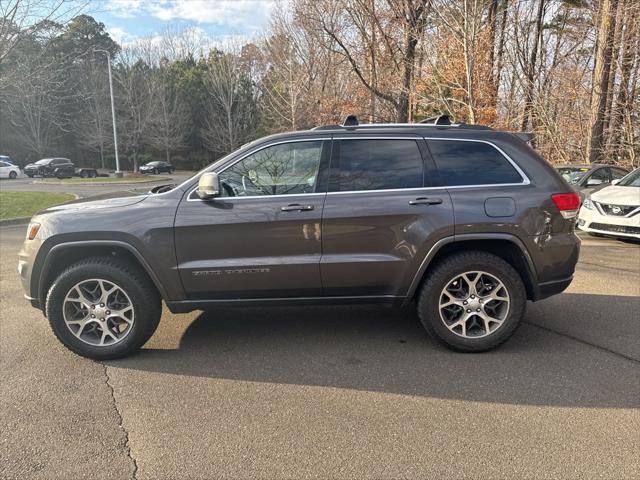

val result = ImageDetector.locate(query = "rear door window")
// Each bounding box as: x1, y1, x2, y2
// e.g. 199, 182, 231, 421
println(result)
427, 140, 523, 186
329, 139, 424, 192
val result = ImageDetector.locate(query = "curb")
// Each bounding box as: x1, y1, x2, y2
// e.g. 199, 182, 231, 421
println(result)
0, 217, 30, 227
34, 177, 173, 186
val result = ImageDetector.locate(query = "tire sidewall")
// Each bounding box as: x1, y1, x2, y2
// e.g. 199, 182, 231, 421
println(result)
46, 262, 159, 359
418, 255, 526, 352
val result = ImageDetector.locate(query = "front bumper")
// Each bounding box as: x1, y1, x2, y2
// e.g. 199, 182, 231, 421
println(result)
577, 205, 640, 239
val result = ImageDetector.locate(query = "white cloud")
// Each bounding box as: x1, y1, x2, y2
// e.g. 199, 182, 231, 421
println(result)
107, 26, 136, 44
106, 0, 276, 32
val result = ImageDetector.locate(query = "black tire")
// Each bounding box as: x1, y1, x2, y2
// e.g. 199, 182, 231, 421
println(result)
8, 171, 17, 179
26, 173, 33, 178
153, 168, 159, 175
81, 171, 89, 178
416, 251, 526, 352
46, 257, 161, 360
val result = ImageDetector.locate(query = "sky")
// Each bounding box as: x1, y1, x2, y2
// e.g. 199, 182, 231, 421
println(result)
84, 0, 278, 46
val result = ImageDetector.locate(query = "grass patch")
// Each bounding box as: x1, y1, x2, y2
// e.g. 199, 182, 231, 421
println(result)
36, 175, 172, 184
0, 191, 75, 220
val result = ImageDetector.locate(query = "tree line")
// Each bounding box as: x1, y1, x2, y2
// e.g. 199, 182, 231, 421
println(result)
1, 0, 638, 172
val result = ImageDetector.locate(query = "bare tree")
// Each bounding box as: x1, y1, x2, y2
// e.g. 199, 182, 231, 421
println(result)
202, 48, 258, 155
587, 0, 619, 163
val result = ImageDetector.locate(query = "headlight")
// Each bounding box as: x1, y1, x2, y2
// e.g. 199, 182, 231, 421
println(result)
26, 222, 41, 240
582, 198, 594, 210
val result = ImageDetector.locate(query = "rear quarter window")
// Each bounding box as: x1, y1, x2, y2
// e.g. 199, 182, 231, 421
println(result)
427, 140, 523, 186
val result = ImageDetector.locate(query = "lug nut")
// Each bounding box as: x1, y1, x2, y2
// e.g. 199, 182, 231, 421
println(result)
100, 303, 105, 307
463, 301, 468, 305
476, 308, 481, 312
106, 310, 110, 315
91, 314, 95, 318
466, 309, 471, 313
471, 295, 475, 299
91, 305, 95, 309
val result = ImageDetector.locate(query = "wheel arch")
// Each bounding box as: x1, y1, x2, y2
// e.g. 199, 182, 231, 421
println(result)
406, 234, 539, 303
37, 241, 169, 309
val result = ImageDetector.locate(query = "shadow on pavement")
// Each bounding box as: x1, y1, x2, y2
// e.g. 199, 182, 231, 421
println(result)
110, 293, 640, 409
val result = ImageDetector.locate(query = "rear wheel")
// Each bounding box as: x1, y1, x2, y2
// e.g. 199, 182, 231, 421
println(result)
8, 171, 17, 179
46, 257, 161, 360
416, 251, 526, 352
153, 168, 159, 175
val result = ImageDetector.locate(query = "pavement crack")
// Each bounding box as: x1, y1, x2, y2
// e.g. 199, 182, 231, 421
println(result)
524, 321, 640, 364
103, 363, 139, 480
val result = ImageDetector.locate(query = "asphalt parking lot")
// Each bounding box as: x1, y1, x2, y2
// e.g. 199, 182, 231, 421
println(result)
1, 225, 639, 479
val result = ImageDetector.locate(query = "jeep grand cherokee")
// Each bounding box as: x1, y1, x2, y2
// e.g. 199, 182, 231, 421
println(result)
18, 116, 581, 359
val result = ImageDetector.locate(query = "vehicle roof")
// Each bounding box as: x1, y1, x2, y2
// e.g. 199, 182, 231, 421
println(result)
556, 164, 608, 169
251, 123, 516, 146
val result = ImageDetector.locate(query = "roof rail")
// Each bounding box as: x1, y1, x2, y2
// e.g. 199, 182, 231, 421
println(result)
311, 114, 494, 131
342, 115, 359, 127
419, 114, 452, 126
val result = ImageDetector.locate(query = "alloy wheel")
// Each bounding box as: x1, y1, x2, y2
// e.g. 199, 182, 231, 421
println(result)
438, 271, 510, 338
63, 279, 135, 346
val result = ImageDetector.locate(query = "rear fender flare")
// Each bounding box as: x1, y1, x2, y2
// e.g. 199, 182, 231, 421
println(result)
405, 233, 538, 300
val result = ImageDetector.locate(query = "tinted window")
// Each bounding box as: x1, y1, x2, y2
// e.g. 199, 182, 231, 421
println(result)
0, 162, 8, 167
219, 141, 323, 197
587, 168, 609, 184
428, 140, 523, 186
611, 168, 627, 180
330, 139, 423, 192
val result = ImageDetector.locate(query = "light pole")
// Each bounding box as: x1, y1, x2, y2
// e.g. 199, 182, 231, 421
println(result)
94, 49, 122, 176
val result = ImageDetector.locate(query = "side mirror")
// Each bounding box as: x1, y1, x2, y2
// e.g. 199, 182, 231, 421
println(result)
197, 172, 220, 199
586, 178, 603, 187
612, 179, 621, 185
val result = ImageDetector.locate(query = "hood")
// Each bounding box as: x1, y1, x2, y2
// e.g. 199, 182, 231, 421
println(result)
39, 190, 147, 214
591, 185, 640, 206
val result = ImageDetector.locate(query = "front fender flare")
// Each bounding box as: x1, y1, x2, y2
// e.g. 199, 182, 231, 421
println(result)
37, 240, 170, 307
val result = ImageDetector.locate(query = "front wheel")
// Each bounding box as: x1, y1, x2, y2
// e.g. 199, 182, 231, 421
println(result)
46, 257, 161, 360
416, 251, 526, 352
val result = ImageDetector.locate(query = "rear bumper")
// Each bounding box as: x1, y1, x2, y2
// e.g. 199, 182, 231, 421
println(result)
534, 276, 573, 301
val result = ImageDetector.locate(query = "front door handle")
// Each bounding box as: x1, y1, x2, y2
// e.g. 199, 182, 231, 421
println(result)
281, 204, 315, 212
409, 197, 443, 206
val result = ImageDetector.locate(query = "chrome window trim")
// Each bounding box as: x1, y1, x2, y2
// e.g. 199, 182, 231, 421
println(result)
182, 135, 531, 203
423, 137, 531, 186
185, 137, 330, 202
187, 190, 325, 202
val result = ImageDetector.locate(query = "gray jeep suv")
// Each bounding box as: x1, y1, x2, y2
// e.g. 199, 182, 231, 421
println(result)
18, 117, 581, 359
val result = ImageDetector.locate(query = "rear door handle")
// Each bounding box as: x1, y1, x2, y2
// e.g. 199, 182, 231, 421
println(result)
281, 204, 315, 212
409, 197, 443, 206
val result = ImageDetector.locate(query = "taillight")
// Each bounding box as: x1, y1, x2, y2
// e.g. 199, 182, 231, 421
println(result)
551, 193, 581, 219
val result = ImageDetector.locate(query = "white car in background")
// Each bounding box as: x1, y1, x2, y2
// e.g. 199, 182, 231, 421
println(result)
577, 168, 640, 240
0, 160, 20, 179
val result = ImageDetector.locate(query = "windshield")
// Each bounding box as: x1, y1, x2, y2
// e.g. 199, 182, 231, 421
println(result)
617, 169, 640, 187
557, 167, 589, 184
35, 159, 52, 165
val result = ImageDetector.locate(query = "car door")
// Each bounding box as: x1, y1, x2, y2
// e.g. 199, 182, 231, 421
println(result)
320, 136, 454, 298
174, 138, 330, 300
0, 161, 8, 178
